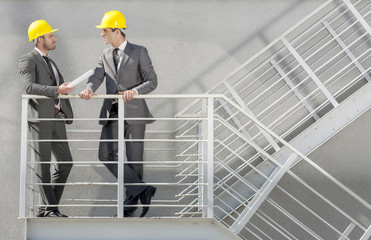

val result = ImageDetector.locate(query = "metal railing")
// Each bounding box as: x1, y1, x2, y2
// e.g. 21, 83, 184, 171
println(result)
177, 0, 371, 154
20, 94, 217, 219
172, 1, 371, 237
175, 94, 371, 239
20, 94, 370, 239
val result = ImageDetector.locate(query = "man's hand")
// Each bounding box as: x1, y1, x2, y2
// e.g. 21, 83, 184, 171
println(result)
58, 82, 74, 95
79, 89, 93, 100
119, 90, 137, 102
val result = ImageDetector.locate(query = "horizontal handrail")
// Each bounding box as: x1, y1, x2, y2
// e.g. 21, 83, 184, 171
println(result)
22, 94, 226, 99
22, 93, 371, 211
22, 91, 370, 239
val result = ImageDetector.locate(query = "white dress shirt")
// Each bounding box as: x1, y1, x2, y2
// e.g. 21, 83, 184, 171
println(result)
113, 40, 138, 95
115, 40, 127, 69
35, 47, 60, 109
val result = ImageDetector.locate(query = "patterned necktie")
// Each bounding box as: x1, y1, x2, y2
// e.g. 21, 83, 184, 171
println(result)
113, 48, 119, 70
42, 56, 57, 86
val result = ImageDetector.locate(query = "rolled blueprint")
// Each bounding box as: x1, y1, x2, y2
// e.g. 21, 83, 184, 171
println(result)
67, 69, 94, 87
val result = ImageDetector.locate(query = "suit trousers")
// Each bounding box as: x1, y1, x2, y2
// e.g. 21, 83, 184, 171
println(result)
29, 118, 73, 214
98, 111, 147, 212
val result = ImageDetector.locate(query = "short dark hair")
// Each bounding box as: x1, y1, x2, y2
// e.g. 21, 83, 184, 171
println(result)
112, 28, 126, 37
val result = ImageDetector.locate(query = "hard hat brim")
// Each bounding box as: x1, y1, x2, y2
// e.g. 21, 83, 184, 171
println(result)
96, 24, 106, 29
29, 28, 59, 42
95, 25, 127, 29
50, 29, 59, 34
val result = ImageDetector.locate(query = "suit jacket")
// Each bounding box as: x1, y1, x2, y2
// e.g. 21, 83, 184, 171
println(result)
19, 49, 73, 124
86, 42, 158, 125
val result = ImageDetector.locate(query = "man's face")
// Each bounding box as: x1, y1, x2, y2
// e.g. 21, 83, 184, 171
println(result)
41, 32, 56, 50
101, 28, 116, 44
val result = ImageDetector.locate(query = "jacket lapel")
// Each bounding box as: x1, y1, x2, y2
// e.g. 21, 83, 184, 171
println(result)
117, 42, 133, 77
32, 49, 63, 84
49, 58, 64, 84
32, 49, 53, 77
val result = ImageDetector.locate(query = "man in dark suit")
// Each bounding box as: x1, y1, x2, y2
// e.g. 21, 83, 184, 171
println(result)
79, 10, 158, 217
19, 20, 74, 217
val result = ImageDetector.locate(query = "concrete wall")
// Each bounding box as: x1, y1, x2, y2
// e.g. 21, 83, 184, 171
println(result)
3, 0, 368, 239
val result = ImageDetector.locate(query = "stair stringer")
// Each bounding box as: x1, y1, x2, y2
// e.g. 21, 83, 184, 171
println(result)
214, 81, 371, 222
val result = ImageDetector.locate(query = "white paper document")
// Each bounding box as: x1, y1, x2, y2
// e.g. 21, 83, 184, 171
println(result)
67, 69, 94, 87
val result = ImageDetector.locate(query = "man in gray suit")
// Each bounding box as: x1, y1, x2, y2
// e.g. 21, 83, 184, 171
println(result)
79, 10, 158, 217
19, 20, 74, 217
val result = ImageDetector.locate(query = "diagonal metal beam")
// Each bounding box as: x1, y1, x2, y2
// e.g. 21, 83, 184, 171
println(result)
217, 99, 269, 161
229, 152, 298, 234
342, 0, 371, 36
271, 59, 320, 120
223, 82, 281, 151
360, 225, 371, 240
323, 21, 371, 82
282, 38, 339, 107
338, 223, 355, 240
217, 99, 253, 139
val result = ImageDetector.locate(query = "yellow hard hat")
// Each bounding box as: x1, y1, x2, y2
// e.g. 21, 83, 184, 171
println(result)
28, 20, 59, 41
96, 10, 127, 29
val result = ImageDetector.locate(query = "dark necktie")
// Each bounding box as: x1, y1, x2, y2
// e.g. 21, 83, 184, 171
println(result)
42, 56, 57, 86
113, 48, 119, 70
43, 56, 59, 106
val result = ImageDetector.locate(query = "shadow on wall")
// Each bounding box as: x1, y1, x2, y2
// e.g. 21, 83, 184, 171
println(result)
170, 0, 306, 95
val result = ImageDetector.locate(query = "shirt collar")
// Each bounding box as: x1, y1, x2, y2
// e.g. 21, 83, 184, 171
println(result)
117, 40, 127, 52
34, 47, 47, 58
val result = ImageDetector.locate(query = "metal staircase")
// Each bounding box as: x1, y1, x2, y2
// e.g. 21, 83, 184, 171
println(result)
175, 95, 371, 239
178, 0, 371, 154
174, 0, 371, 238
19, 0, 371, 239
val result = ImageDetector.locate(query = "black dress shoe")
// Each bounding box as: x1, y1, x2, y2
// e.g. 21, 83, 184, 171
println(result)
36, 212, 45, 217
124, 211, 134, 217
139, 186, 156, 217
114, 211, 134, 218
45, 210, 68, 217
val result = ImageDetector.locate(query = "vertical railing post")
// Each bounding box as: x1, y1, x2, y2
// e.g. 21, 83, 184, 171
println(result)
117, 97, 125, 217
30, 143, 36, 217
199, 99, 207, 216
206, 97, 214, 218
19, 97, 28, 218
